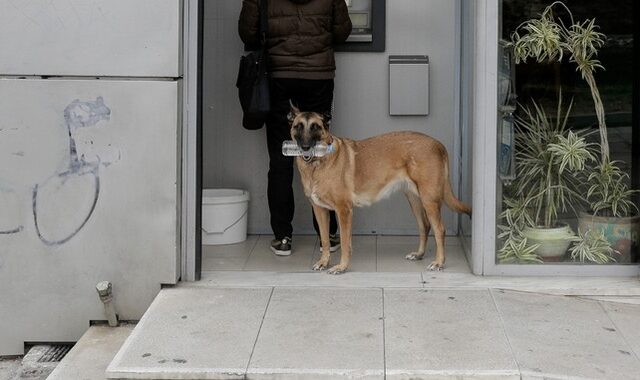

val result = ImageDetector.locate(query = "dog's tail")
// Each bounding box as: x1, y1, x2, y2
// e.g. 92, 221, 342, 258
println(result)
443, 157, 472, 217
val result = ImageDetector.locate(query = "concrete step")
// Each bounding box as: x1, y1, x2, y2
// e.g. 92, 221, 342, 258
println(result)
47, 324, 134, 380
196, 270, 640, 296
102, 283, 638, 380
106, 287, 273, 379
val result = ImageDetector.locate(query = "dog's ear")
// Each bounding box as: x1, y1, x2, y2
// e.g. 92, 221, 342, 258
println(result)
322, 111, 332, 128
287, 100, 301, 124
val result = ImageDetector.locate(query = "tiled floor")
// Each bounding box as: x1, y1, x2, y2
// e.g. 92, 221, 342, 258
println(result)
202, 235, 471, 273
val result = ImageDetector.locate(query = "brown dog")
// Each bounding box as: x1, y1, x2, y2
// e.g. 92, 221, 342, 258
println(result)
288, 105, 471, 274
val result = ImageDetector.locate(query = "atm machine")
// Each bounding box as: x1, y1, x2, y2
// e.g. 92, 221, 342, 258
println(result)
338, 0, 385, 52
345, 0, 373, 42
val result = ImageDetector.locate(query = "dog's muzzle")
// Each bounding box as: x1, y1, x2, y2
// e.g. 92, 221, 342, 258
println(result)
301, 149, 314, 162
297, 141, 315, 162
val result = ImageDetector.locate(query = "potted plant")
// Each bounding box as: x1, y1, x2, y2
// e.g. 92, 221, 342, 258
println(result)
498, 96, 596, 262
498, 198, 619, 265
578, 159, 640, 263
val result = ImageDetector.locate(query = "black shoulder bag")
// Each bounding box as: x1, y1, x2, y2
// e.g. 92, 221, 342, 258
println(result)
236, 0, 270, 130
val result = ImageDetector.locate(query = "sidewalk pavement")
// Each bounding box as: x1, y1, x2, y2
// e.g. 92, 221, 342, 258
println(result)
0, 358, 20, 380
102, 284, 640, 379
5, 269, 639, 380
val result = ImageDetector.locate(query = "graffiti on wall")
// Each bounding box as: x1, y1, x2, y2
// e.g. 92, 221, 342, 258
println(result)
0, 96, 120, 245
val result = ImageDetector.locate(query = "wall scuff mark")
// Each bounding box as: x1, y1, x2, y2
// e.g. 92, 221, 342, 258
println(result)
0, 96, 120, 245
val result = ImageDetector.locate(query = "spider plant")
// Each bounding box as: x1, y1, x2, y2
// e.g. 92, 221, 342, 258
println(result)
568, 228, 619, 264
498, 197, 542, 264
586, 159, 639, 218
498, 235, 543, 264
509, 1, 609, 161
498, 95, 596, 263
510, 96, 596, 229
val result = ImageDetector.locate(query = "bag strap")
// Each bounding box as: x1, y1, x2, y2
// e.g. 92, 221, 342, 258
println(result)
258, 0, 268, 45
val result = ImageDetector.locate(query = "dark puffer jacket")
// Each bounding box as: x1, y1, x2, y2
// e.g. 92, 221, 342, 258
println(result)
239, 0, 352, 79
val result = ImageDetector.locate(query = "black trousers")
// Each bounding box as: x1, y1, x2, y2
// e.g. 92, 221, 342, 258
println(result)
266, 78, 338, 240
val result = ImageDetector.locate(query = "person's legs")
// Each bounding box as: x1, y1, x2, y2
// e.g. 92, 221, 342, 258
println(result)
266, 79, 296, 245
312, 209, 338, 238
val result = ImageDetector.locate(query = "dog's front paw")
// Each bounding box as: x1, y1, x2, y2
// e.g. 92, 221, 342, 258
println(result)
427, 261, 444, 271
327, 264, 348, 275
312, 259, 329, 271
405, 252, 424, 261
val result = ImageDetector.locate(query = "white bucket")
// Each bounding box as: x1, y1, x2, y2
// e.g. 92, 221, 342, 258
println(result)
202, 189, 250, 245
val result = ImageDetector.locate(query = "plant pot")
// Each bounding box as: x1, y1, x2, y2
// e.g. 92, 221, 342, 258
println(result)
522, 224, 574, 261
578, 212, 640, 264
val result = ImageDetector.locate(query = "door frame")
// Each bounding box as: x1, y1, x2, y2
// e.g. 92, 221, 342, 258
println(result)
180, 0, 639, 280
470, 0, 498, 276
180, 0, 475, 280
181, 0, 203, 282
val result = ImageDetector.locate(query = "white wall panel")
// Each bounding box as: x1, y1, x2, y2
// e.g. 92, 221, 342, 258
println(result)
0, 78, 178, 355
0, 0, 181, 77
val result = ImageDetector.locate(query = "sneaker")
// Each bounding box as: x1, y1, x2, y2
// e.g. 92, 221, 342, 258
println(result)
329, 234, 340, 252
271, 237, 292, 256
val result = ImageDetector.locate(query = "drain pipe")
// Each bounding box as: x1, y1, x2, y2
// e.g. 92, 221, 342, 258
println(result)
96, 281, 118, 327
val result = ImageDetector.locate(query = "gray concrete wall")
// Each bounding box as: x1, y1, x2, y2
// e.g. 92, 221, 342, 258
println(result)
0, 0, 181, 356
203, 0, 462, 235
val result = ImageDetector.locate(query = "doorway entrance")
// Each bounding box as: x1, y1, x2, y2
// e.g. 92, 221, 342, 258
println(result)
184, 0, 475, 280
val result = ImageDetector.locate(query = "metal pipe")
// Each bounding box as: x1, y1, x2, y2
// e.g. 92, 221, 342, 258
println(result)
95, 281, 118, 327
